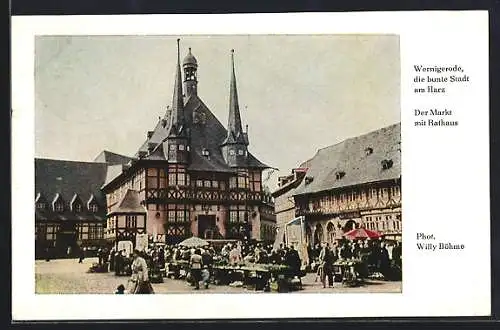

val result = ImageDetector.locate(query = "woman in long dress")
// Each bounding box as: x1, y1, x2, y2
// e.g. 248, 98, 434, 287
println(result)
129, 249, 154, 294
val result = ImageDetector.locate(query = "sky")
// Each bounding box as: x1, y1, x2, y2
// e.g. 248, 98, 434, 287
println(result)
35, 35, 400, 191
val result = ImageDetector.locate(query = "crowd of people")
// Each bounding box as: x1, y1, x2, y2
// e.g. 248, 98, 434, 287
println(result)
84, 237, 401, 293
309, 239, 402, 271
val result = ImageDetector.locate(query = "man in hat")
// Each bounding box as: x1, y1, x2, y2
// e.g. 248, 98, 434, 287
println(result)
319, 243, 334, 288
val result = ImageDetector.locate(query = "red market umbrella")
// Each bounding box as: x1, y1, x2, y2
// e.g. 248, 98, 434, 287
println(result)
343, 228, 382, 240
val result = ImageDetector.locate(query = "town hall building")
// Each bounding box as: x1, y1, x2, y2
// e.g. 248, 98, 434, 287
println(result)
101, 40, 274, 245
35, 40, 276, 257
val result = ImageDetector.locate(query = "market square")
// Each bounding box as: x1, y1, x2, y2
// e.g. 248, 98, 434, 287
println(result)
34, 35, 401, 294
35, 257, 402, 294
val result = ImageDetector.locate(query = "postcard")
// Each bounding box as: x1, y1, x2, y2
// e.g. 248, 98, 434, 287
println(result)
11, 11, 490, 319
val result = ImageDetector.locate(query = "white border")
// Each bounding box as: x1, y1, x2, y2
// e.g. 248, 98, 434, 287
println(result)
12, 11, 490, 320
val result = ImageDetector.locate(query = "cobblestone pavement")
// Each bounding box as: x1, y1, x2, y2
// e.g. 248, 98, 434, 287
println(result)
35, 258, 402, 294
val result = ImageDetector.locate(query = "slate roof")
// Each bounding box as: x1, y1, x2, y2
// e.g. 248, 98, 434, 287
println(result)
293, 123, 401, 196
104, 164, 125, 187
108, 189, 146, 215
35, 158, 108, 221
135, 95, 269, 172
93, 150, 135, 166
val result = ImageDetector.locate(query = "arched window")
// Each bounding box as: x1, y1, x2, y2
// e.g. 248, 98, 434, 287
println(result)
327, 222, 335, 244
314, 223, 323, 246
344, 220, 356, 232
305, 225, 312, 247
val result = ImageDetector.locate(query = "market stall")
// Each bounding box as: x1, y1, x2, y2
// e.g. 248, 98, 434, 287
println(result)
333, 259, 363, 287
211, 263, 304, 292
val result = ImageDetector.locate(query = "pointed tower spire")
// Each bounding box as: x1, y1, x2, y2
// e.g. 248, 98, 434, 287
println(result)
227, 49, 245, 143
163, 39, 189, 164
221, 49, 249, 167
169, 38, 184, 136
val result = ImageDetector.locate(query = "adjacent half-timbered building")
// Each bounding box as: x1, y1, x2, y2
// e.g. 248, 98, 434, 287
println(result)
105, 189, 147, 244
35, 153, 135, 258
35, 159, 108, 258
101, 40, 274, 245
273, 123, 401, 246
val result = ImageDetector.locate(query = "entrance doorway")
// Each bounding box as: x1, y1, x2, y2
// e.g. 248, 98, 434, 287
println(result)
56, 222, 78, 257
198, 215, 217, 239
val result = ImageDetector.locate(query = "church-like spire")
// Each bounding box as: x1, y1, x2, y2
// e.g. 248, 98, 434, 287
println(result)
169, 38, 185, 137
226, 49, 246, 144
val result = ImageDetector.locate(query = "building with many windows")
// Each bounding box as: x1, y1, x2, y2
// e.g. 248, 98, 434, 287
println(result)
272, 123, 401, 246
34, 155, 129, 258
35, 40, 275, 253
101, 40, 274, 245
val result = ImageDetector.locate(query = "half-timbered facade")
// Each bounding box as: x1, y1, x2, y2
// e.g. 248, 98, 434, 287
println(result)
105, 189, 147, 244
35, 159, 107, 258
35, 152, 136, 258
102, 40, 273, 245
273, 123, 401, 246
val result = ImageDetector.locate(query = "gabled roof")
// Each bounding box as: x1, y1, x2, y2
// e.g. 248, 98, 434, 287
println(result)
104, 164, 125, 187
87, 194, 98, 208
52, 193, 64, 206
93, 150, 135, 166
293, 123, 401, 196
109, 189, 146, 214
35, 158, 108, 209
135, 95, 269, 172
271, 170, 307, 198
69, 193, 83, 211
35, 158, 108, 221
35, 192, 46, 204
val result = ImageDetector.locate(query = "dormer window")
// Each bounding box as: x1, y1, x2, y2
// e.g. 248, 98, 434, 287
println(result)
335, 171, 346, 180
89, 204, 98, 213
202, 148, 210, 157
365, 147, 373, 155
70, 194, 83, 212
305, 176, 314, 185
35, 193, 46, 210
52, 193, 64, 212
381, 159, 393, 170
